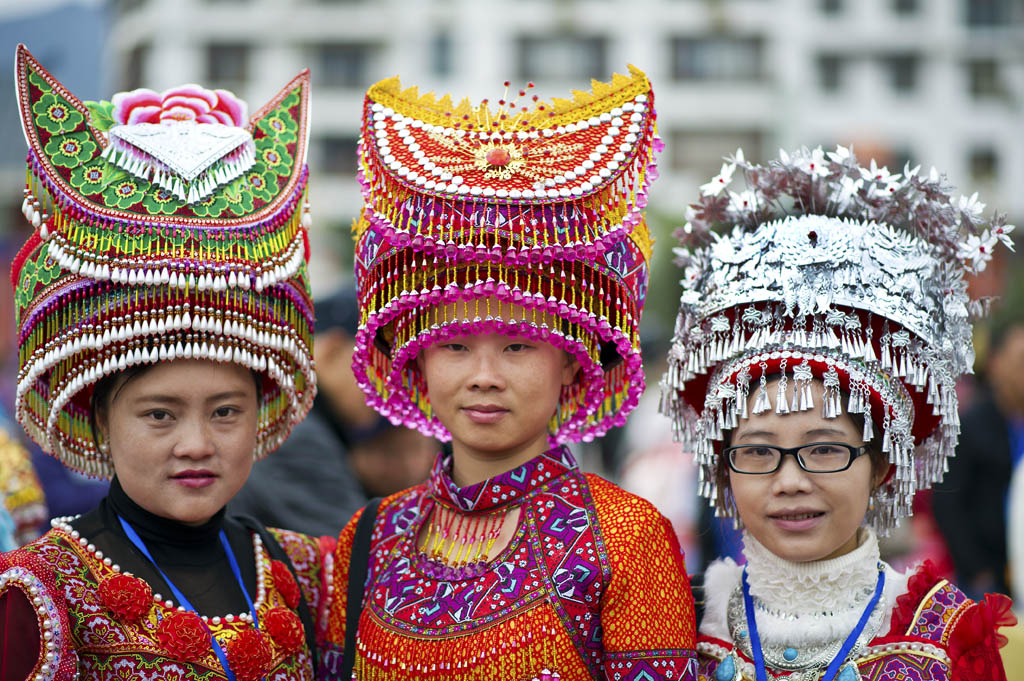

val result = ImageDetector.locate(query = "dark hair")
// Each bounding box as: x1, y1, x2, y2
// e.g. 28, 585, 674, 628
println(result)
89, 365, 155, 450
714, 383, 888, 510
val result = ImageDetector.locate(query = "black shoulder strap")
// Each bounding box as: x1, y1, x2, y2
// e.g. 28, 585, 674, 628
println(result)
234, 515, 318, 668
690, 571, 705, 628
341, 497, 382, 681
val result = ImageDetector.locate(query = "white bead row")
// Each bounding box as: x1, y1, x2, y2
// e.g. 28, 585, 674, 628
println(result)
42, 231, 304, 293
1, 564, 62, 681
370, 93, 649, 199
50, 517, 271, 623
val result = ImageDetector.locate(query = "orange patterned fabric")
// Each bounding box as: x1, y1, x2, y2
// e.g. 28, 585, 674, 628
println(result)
321, 446, 697, 680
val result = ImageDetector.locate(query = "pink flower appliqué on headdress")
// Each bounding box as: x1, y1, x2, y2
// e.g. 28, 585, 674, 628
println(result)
111, 84, 247, 126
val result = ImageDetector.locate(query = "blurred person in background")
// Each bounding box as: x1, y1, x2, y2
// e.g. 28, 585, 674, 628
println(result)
934, 309, 1024, 601
0, 417, 47, 546
230, 288, 436, 534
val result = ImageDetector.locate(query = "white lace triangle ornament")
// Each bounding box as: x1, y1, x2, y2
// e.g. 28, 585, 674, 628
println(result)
102, 122, 255, 204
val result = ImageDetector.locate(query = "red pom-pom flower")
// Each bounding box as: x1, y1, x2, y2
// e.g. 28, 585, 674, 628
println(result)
265, 607, 304, 655
949, 592, 1017, 680
157, 611, 210, 662
98, 574, 152, 623
225, 629, 273, 681
270, 560, 301, 609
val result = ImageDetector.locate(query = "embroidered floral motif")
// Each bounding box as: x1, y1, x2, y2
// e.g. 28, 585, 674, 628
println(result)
97, 574, 152, 623
156, 611, 210, 663
142, 186, 186, 215
256, 92, 298, 146
102, 177, 147, 210
32, 91, 84, 135
259, 142, 293, 177
44, 131, 96, 168
70, 159, 122, 195
187, 191, 230, 218
14, 245, 61, 316
241, 162, 278, 203
111, 84, 247, 126
225, 629, 273, 681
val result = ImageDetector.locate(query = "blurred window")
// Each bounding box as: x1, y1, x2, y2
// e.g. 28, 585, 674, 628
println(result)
670, 36, 764, 82
820, 0, 843, 14
206, 44, 249, 88
316, 43, 377, 89
817, 54, 843, 92
968, 147, 998, 184
517, 35, 607, 81
966, 0, 1013, 25
318, 135, 360, 175
122, 43, 150, 91
669, 128, 764, 176
432, 31, 453, 77
967, 59, 1005, 99
892, 0, 918, 13
118, 0, 147, 9
883, 53, 919, 93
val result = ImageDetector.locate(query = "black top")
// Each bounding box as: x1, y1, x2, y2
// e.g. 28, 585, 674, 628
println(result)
932, 387, 1014, 597
70, 477, 258, 616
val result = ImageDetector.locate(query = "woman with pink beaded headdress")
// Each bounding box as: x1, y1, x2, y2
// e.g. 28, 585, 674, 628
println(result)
0, 45, 325, 681
662, 146, 1016, 681
320, 69, 698, 681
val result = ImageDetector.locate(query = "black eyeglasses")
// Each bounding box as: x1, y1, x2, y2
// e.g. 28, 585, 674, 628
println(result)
724, 442, 870, 474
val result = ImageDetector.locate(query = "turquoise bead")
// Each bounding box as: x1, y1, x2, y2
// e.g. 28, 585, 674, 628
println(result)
783, 647, 798, 661
837, 664, 859, 680
714, 654, 736, 681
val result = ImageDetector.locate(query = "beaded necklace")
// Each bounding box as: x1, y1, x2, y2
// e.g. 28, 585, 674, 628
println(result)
418, 503, 511, 580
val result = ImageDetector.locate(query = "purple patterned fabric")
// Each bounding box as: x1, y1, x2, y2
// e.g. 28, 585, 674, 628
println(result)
426, 445, 577, 512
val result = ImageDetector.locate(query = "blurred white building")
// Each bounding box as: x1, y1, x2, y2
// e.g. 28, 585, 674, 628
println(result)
12, 0, 1024, 292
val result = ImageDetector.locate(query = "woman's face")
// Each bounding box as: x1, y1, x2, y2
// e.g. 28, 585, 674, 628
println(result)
727, 377, 882, 562
99, 359, 259, 525
419, 332, 577, 471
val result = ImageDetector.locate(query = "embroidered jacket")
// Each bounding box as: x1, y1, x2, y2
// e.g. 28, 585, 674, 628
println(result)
696, 558, 1015, 681
0, 521, 331, 681
322, 446, 698, 681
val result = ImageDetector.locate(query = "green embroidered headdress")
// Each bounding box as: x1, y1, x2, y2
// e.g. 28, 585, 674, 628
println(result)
11, 44, 316, 477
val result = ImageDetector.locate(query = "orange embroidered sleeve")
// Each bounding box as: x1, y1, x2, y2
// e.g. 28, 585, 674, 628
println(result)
588, 475, 698, 680
323, 507, 361, 650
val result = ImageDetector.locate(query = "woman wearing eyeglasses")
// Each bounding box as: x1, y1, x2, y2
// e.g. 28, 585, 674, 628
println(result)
661, 146, 1016, 681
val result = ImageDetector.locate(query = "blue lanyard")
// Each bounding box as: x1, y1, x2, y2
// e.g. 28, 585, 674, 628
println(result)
741, 563, 885, 681
117, 515, 260, 681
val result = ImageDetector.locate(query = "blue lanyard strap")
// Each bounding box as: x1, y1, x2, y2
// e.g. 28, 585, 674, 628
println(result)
741, 562, 886, 681
117, 515, 260, 681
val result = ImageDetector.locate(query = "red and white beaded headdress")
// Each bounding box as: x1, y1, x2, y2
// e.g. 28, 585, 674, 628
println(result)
11, 45, 316, 477
661, 146, 1015, 532
353, 67, 661, 443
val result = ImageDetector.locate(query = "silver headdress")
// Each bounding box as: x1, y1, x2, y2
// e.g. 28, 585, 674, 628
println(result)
661, 146, 1015, 533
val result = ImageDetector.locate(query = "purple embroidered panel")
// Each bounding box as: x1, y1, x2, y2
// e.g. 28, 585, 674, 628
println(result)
426, 445, 577, 512
907, 581, 970, 643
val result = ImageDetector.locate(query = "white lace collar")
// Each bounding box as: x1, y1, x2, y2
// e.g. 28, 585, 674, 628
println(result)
701, 528, 909, 647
